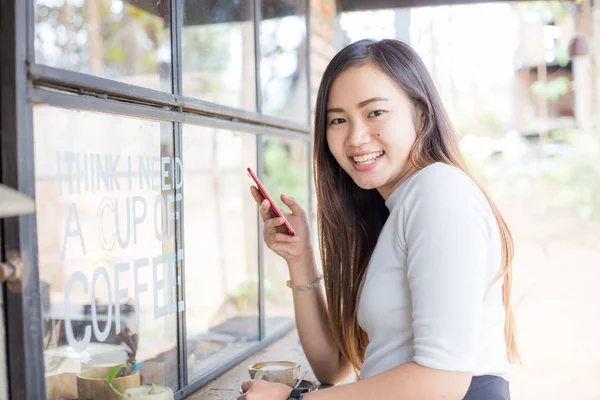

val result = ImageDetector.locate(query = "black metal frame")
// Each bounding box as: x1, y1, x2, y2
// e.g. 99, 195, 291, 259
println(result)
1, 0, 313, 398
30, 64, 311, 134
255, 0, 267, 346
29, 87, 312, 141
1, 0, 45, 398
171, 0, 188, 391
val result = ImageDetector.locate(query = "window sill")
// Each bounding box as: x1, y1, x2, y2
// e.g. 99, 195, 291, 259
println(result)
186, 329, 324, 399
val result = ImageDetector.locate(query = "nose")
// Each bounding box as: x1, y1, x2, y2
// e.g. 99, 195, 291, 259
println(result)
346, 119, 372, 148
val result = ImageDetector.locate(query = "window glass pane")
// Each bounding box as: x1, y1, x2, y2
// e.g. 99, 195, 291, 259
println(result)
183, 126, 259, 382
260, 0, 308, 124
262, 138, 309, 335
182, 1, 256, 111
35, 0, 172, 92
34, 107, 180, 399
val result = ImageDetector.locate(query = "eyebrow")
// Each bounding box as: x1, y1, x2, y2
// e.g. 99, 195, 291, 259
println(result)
326, 97, 389, 114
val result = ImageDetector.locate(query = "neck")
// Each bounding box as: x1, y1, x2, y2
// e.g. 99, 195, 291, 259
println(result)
377, 164, 419, 200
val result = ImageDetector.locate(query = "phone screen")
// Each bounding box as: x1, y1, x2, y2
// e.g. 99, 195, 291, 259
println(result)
247, 167, 296, 236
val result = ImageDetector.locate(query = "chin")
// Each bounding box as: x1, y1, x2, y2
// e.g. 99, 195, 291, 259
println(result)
352, 178, 385, 191
343, 165, 387, 191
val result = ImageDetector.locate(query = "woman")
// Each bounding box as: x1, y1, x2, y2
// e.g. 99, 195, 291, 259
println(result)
241, 39, 518, 400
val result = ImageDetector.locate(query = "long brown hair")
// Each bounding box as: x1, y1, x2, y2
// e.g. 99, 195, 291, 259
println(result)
313, 39, 519, 373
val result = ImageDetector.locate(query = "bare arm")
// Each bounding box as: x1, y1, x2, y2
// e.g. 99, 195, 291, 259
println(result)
304, 362, 471, 400
250, 187, 352, 384
287, 254, 353, 384
239, 362, 471, 399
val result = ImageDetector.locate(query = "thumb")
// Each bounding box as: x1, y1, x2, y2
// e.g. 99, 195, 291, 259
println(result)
281, 194, 305, 216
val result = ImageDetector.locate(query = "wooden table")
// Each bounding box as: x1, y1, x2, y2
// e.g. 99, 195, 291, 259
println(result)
187, 329, 354, 399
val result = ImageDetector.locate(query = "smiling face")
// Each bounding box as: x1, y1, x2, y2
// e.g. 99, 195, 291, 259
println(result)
325, 63, 419, 200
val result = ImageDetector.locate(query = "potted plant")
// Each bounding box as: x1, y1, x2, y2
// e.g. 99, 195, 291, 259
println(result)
76, 329, 141, 400
77, 328, 174, 400
76, 363, 141, 400
105, 364, 173, 399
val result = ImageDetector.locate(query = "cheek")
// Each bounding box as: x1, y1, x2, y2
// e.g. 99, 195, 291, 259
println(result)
379, 120, 416, 150
326, 134, 345, 160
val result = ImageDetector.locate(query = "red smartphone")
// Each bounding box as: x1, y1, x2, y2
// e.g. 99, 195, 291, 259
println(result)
247, 167, 296, 236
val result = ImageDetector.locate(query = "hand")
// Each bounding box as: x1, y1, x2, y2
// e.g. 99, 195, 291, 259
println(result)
250, 186, 312, 266
238, 379, 292, 400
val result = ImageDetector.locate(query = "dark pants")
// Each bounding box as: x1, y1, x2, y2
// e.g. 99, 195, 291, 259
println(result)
463, 375, 510, 400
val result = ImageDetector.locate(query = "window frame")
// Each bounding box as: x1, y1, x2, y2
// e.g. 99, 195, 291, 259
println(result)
0, 0, 313, 398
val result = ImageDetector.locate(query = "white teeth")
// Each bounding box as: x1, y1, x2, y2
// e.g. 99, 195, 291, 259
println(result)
352, 151, 384, 164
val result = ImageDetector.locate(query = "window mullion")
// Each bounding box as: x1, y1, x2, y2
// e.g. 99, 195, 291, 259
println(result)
254, 0, 267, 343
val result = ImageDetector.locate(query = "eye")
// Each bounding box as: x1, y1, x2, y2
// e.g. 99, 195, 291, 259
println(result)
329, 118, 346, 125
368, 110, 386, 118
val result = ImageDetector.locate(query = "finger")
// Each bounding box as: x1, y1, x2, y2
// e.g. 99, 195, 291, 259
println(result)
282, 210, 292, 219
240, 380, 254, 393
264, 217, 285, 233
259, 199, 272, 221
250, 186, 264, 205
281, 194, 305, 217
274, 232, 299, 243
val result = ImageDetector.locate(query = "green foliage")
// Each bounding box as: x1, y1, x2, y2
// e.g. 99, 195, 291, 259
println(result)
531, 76, 570, 102
263, 141, 308, 208
36, 0, 171, 74
539, 133, 600, 221
228, 278, 258, 310
481, 112, 508, 138
463, 128, 600, 222
554, 43, 570, 68
228, 276, 282, 310
106, 363, 125, 398
106, 47, 125, 64
181, 25, 231, 71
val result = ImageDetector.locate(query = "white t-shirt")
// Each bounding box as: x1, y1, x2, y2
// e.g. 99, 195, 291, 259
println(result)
357, 162, 511, 379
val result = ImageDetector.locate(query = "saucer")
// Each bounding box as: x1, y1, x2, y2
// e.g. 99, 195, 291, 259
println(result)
239, 379, 318, 394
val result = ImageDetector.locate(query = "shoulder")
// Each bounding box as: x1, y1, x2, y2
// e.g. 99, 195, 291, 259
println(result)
410, 162, 476, 189
404, 162, 486, 205
400, 163, 493, 231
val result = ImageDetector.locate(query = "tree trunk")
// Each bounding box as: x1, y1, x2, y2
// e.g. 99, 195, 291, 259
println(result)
59, 0, 73, 67
84, 0, 104, 75
123, 5, 141, 76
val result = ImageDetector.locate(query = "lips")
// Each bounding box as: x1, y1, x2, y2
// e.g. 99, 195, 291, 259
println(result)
349, 151, 385, 172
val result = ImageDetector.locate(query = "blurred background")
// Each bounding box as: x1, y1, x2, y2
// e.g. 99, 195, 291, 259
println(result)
339, 2, 600, 398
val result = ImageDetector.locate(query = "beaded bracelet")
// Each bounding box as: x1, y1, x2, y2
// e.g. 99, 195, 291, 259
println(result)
286, 274, 323, 291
